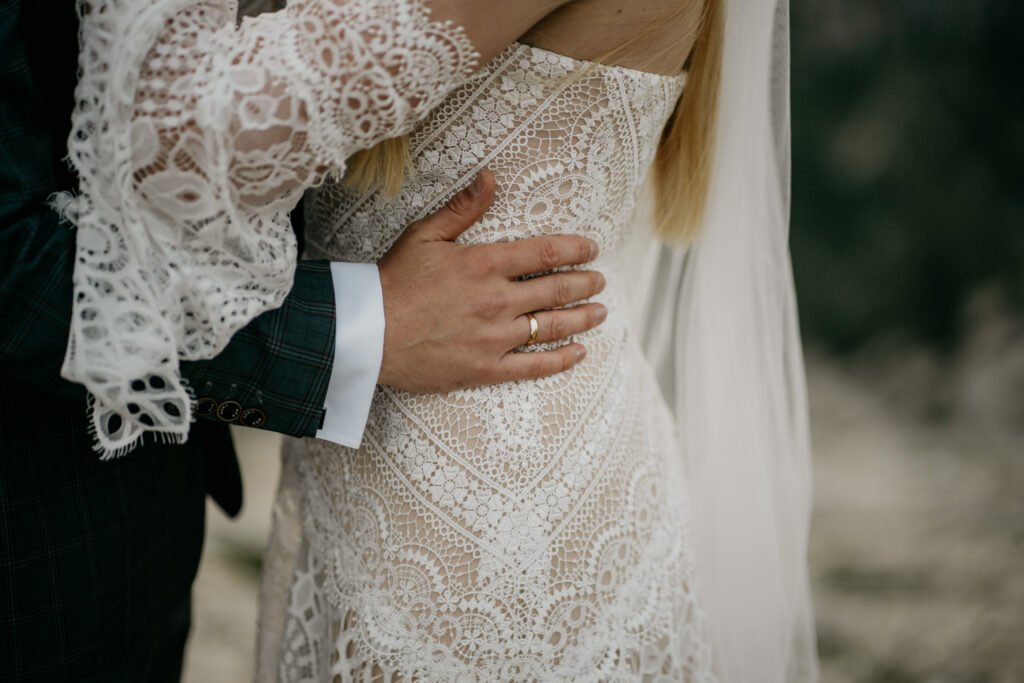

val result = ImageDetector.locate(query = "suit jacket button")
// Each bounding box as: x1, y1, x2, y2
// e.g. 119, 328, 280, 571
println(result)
194, 397, 217, 416
239, 408, 267, 428
216, 400, 242, 422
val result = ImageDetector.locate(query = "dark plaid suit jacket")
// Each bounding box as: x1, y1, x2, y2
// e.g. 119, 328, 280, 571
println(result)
0, 2, 337, 679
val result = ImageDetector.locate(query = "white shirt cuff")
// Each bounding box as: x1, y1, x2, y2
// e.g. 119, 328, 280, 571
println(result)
314, 262, 384, 448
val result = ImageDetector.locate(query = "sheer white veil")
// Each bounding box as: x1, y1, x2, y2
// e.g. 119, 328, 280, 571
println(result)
623, 0, 817, 679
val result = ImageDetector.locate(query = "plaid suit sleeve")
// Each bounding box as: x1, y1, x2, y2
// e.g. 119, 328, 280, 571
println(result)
0, 205, 335, 439
179, 259, 335, 438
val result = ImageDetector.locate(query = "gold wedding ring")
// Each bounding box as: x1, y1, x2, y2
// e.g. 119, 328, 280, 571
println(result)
525, 312, 539, 346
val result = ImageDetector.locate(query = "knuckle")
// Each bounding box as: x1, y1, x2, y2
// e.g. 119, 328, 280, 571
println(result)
528, 357, 549, 379
467, 249, 496, 276
548, 315, 568, 341
474, 291, 507, 319
479, 325, 505, 348
555, 277, 573, 306
538, 240, 561, 271
578, 239, 593, 263
446, 190, 473, 215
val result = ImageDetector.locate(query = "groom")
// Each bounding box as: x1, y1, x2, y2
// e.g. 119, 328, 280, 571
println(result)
0, 3, 606, 681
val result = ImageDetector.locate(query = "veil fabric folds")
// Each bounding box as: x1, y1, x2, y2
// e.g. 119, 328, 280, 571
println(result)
624, 0, 818, 679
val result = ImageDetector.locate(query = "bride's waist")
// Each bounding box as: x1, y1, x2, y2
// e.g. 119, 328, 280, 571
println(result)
365, 329, 649, 438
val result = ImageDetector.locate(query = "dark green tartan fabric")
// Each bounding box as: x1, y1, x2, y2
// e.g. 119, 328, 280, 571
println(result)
0, 2, 338, 679
0, 396, 212, 682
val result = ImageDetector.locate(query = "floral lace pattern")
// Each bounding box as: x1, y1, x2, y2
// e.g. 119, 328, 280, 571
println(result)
60, 0, 478, 457
259, 44, 716, 681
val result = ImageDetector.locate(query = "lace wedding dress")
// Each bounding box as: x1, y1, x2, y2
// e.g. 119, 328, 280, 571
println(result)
258, 41, 717, 682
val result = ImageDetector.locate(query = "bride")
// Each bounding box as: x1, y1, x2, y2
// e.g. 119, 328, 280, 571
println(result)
61, 0, 812, 676
258, 0, 815, 681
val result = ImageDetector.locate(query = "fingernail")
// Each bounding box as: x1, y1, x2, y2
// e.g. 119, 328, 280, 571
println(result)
589, 241, 599, 259
596, 305, 607, 322
468, 170, 485, 196
575, 348, 586, 362
597, 274, 606, 291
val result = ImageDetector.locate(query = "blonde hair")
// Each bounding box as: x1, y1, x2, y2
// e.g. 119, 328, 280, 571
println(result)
653, 0, 723, 243
344, 0, 723, 244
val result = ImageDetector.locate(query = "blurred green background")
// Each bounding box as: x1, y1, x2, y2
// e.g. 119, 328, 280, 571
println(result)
184, 1, 1024, 682
790, 0, 1022, 354
788, 2, 1024, 681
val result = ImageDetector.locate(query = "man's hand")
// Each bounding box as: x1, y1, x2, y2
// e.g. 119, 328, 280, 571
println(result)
377, 169, 607, 393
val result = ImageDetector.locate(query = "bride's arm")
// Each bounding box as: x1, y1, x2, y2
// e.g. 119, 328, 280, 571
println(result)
117, 0, 568, 213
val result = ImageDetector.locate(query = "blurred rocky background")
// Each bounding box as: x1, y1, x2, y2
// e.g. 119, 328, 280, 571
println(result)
183, 0, 1023, 680
791, 1, 1023, 681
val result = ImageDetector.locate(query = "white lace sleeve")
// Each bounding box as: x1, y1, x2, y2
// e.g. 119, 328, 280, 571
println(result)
59, 0, 478, 457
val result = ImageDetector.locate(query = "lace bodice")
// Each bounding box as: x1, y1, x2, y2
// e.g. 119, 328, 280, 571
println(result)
62, 0, 477, 456
261, 43, 716, 681
305, 42, 682, 268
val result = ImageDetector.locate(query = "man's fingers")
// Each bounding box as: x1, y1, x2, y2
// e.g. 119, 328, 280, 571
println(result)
515, 271, 605, 313
496, 344, 587, 381
497, 235, 600, 277
412, 168, 496, 242
510, 304, 607, 347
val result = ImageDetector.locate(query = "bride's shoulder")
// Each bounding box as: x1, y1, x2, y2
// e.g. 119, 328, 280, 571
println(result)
520, 0, 702, 76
